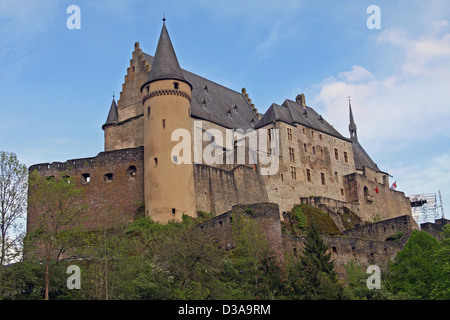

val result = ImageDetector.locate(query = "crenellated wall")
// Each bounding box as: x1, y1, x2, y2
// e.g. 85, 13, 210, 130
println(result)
28, 147, 145, 232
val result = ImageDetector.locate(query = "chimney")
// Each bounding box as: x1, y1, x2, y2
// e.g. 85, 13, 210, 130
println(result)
296, 93, 306, 108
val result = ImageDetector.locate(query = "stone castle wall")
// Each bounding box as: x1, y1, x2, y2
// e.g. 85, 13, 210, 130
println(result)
260, 120, 358, 215
28, 147, 145, 232
344, 171, 413, 222
194, 164, 269, 216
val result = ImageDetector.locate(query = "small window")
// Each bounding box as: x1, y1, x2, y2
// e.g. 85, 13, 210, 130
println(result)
303, 143, 307, 152
302, 128, 306, 134
172, 208, 176, 215
320, 148, 324, 157
289, 147, 295, 162
127, 166, 137, 178
287, 128, 293, 141
364, 186, 369, 196
147, 107, 150, 117
81, 173, 90, 184
281, 173, 284, 181
306, 169, 311, 182
290, 166, 297, 180
162, 119, 166, 128
104, 173, 113, 182
311, 131, 314, 138
341, 188, 344, 196
204, 85, 208, 93
321, 173, 326, 185
312, 146, 316, 155
334, 148, 339, 161
146, 86, 149, 93
335, 171, 339, 183
344, 151, 349, 163
319, 134, 322, 140
233, 105, 238, 112
173, 82, 179, 90
154, 158, 158, 166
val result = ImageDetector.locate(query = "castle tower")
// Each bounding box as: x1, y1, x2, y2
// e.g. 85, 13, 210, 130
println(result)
140, 21, 196, 223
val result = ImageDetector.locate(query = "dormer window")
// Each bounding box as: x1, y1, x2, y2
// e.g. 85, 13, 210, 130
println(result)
202, 99, 207, 109
203, 85, 208, 93
233, 105, 238, 112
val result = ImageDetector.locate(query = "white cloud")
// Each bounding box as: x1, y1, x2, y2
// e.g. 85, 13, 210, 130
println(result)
313, 23, 450, 145
311, 21, 450, 214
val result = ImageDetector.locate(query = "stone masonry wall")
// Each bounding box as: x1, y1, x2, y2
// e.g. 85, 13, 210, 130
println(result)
197, 203, 283, 261
27, 147, 145, 233
194, 164, 269, 216
344, 172, 413, 222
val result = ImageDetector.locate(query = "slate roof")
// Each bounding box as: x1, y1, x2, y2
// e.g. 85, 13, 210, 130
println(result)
142, 53, 258, 130
102, 97, 119, 129
254, 98, 350, 141
351, 139, 381, 172
145, 22, 188, 87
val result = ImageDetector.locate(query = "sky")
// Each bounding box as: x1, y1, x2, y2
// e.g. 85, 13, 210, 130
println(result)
0, 0, 449, 223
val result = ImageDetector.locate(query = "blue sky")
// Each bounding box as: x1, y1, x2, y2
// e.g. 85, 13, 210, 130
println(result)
1, 0, 449, 222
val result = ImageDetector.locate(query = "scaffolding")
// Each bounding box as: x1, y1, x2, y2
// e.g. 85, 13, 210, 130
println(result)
410, 190, 445, 224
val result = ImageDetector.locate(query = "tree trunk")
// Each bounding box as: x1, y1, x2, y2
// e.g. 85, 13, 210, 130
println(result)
45, 253, 50, 300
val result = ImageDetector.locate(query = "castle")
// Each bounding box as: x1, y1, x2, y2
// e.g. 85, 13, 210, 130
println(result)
27, 22, 426, 275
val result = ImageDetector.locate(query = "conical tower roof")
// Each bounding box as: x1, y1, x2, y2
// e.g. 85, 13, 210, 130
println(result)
102, 97, 119, 130
141, 21, 191, 90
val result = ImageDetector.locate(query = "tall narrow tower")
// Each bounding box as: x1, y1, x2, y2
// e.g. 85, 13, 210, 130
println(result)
140, 21, 196, 223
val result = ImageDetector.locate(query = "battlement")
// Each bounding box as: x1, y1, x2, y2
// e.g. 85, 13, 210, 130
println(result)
420, 218, 450, 240
29, 147, 144, 173
342, 215, 417, 241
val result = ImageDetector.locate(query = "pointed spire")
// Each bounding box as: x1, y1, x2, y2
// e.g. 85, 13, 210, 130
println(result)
348, 97, 357, 140
102, 96, 119, 130
142, 20, 190, 90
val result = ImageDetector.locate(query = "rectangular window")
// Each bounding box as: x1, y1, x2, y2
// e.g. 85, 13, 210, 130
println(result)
162, 119, 166, 128
334, 148, 339, 161
287, 127, 293, 141
281, 173, 284, 181
344, 151, 349, 163
290, 166, 297, 180
289, 147, 295, 162
306, 169, 311, 182
154, 158, 158, 166
321, 173, 326, 185
335, 171, 339, 183
303, 143, 307, 152
341, 188, 344, 196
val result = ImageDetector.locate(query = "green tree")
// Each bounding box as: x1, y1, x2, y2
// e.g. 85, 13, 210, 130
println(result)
343, 260, 394, 300
26, 170, 87, 300
389, 230, 440, 299
290, 221, 344, 299
430, 225, 450, 299
0, 151, 27, 265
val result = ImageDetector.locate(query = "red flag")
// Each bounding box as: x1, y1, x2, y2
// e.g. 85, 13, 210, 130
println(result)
390, 181, 397, 190
374, 186, 379, 193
